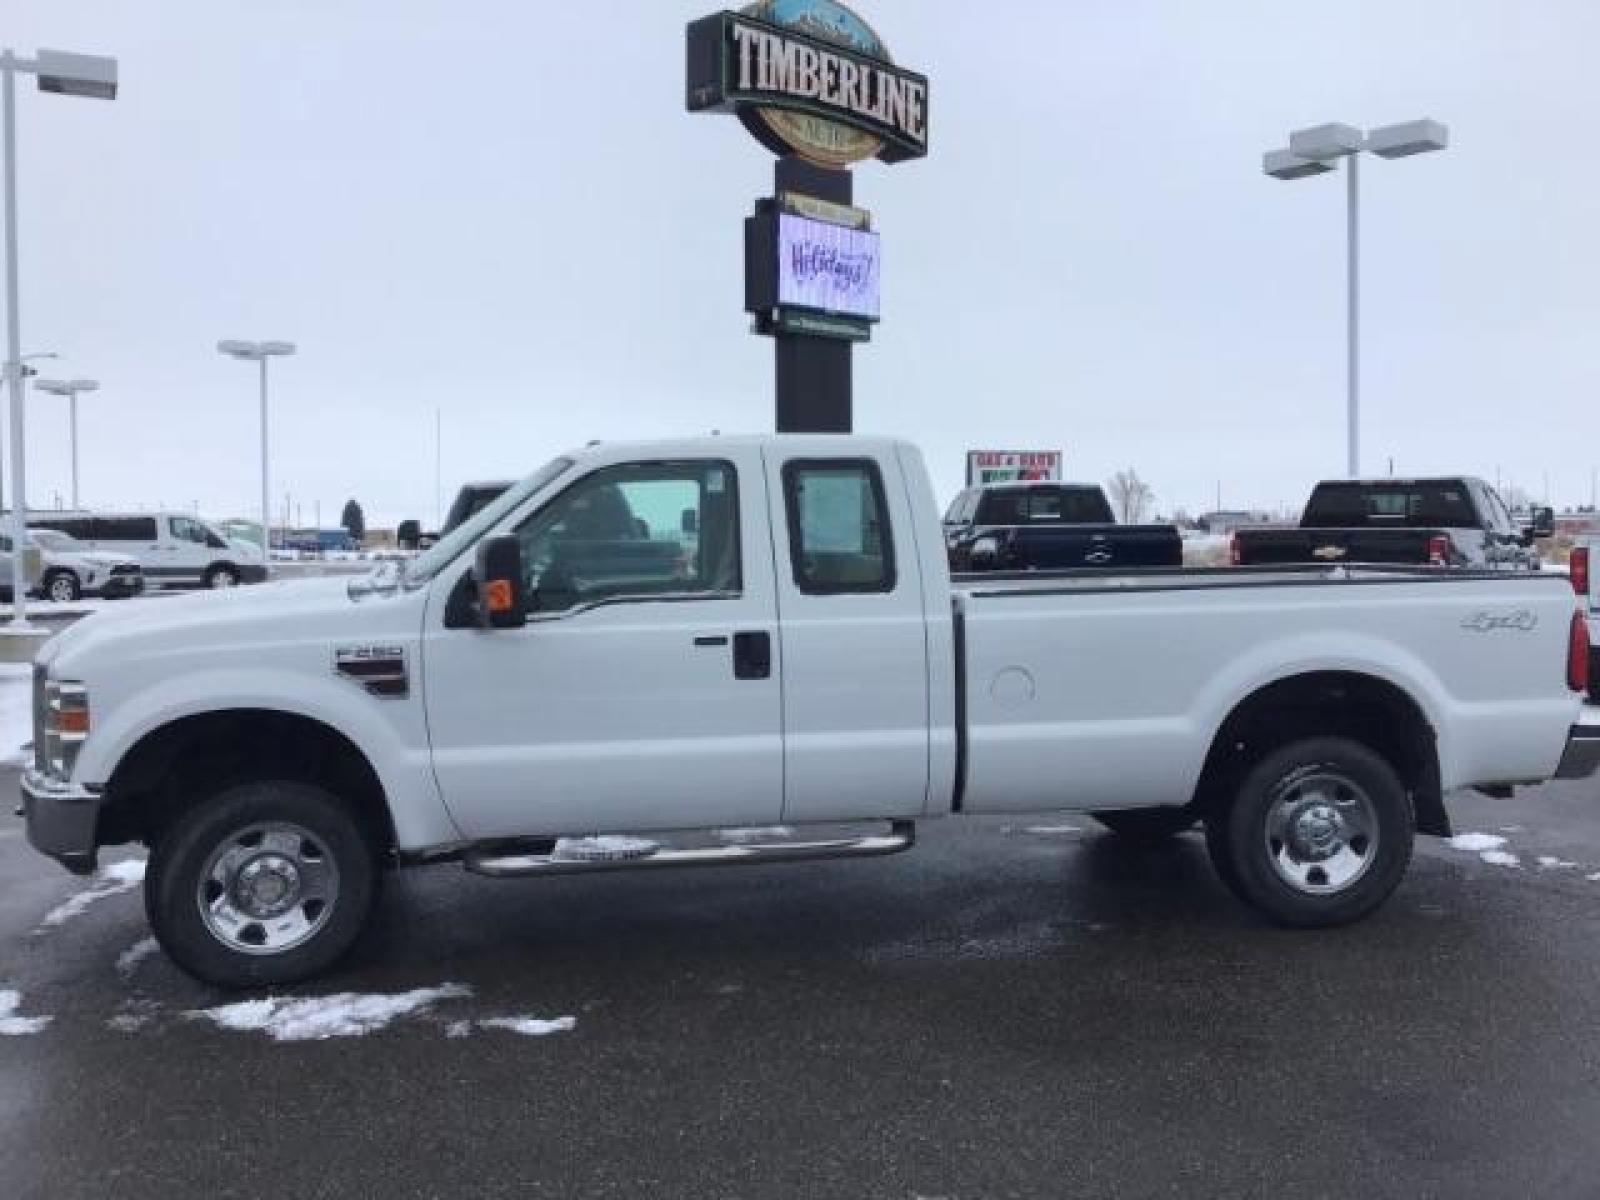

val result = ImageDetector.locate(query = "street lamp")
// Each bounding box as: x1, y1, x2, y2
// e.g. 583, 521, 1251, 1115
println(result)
217, 340, 295, 570
1263, 118, 1448, 478
33, 377, 98, 508
2, 47, 116, 625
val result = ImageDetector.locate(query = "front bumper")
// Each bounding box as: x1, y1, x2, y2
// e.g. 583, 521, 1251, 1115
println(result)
20, 768, 101, 875
1556, 705, 1600, 780
93, 574, 145, 598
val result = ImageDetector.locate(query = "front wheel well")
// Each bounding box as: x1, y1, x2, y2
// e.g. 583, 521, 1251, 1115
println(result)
98, 709, 397, 855
1191, 672, 1446, 836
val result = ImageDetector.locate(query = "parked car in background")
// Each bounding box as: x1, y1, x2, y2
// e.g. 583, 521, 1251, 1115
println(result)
0, 532, 43, 600
1232, 477, 1552, 570
28, 511, 266, 589
22, 434, 1596, 986
943, 481, 1182, 571
21, 529, 144, 601
442, 481, 513, 535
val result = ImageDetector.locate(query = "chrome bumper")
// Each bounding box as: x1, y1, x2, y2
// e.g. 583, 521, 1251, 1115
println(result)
20, 767, 101, 875
1556, 706, 1600, 781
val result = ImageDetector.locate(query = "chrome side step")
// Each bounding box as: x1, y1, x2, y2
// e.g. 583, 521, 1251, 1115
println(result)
463, 821, 916, 879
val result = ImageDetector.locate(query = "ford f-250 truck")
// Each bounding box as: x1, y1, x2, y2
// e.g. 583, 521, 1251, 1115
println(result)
1233, 476, 1554, 569
943, 481, 1182, 571
21, 435, 1599, 986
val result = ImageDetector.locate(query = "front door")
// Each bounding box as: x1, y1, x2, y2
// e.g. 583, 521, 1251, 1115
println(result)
423, 449, 784, 840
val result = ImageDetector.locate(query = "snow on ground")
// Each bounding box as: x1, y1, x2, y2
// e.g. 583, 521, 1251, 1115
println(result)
1480, 850, 1522, 868
0, 663, 33, 766
1537, 856, 1579, 870
116, 936, 160, 978
715, 826, 794, 844
477, 1015, 577, 1037
0, 989, 52, 1035
1024, 824, 1082, 836
187, 983, 472, 1042
1448, 833, 1508, 853
37, 859, 146, 929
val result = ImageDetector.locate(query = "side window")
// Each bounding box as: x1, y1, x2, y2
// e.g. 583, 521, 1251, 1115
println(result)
170, 516, 207, 544
515, 460, 740, 615
782, 459, 895, 595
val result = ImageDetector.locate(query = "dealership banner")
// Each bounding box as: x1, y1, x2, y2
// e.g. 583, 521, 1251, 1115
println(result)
966, 450, 1063, 486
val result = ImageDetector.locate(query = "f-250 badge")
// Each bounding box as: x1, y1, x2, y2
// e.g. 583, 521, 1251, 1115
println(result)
334, 644, 409, 696
1460, 610, 1538, 633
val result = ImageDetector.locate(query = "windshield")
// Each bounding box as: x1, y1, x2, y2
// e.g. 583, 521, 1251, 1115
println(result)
404, 456, 573, 585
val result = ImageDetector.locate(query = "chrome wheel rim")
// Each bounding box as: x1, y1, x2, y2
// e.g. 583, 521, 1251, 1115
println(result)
1263, 771, 1379, 895
49, 576, 76, 602
197, 822, 339, 954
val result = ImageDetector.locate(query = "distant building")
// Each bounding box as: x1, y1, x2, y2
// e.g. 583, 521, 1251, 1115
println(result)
1198, 510, 1279, 535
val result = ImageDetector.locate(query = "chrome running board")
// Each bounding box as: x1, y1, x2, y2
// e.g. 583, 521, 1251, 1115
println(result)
463, 821, 916, 879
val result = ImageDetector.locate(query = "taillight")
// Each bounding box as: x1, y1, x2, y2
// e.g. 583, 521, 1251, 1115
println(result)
1229, 534, 1241, 566
1571, 547, 1589, 597
1570, 612, 1590, 694
1427, 535, 1450, 567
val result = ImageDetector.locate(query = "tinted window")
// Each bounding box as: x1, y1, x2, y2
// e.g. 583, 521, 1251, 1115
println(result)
1303, 483, 1477, 528
782, 459, 895, 595
97, 517, 158, 541
516, 460, 739, 615
31, 517, 90, 539
975, 487, 1115, 525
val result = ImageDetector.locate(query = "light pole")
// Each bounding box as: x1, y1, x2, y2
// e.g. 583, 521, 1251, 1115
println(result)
218, 340, 295, 572
1263, 119, 1448, 478
33, 377, 97, 508
3, 47, 117, 625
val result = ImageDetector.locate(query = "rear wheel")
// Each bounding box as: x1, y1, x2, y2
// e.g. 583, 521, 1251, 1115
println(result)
145, 780, 379, 987
204, 564, 240, 589
1204, 736, 1413, 928
44, 571, 81, 602
1090, 807, 1197, 842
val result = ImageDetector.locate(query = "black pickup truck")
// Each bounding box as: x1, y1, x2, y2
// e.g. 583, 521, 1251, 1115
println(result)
1233, 477, 1554, 569
943, 482, 1183, 572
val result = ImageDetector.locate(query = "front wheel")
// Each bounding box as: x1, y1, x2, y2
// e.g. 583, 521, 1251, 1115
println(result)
1091, 807, 1197, 842
44, 571, 82, 603
145, 781, 379, 987
204, 564, 240, 589
1204, 737, 1413, 928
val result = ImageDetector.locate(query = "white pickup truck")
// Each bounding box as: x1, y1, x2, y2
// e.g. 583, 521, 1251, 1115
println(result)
22, 435, 1599, 986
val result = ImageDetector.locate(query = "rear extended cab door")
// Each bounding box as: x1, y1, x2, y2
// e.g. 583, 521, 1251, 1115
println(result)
761, 440, 951, 822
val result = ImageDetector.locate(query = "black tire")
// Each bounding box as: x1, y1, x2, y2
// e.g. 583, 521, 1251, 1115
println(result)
145, 780, 379, 988
1204, 736, 1413, 928
1090, 807, 1197, 842
203, 564, 240, 590
43, 571, 82, 603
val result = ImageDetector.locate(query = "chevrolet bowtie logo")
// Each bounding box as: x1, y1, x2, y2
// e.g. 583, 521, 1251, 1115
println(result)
1312, 545, 1347, 560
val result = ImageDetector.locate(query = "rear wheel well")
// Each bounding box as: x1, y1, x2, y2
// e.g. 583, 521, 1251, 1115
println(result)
1192, 672, 1446, 836
99, 710, 396, 856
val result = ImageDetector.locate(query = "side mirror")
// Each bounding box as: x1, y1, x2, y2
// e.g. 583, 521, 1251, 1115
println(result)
474, 535, 525, 629
1527, 506, 1555, 540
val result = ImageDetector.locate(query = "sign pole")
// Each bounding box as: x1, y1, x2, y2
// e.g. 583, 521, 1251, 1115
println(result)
773, 157, 853, 434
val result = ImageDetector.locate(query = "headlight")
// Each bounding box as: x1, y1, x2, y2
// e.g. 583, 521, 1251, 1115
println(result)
42, 679, 89, 780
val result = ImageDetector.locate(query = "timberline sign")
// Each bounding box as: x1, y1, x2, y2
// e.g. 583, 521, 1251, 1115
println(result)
686, 1, 929, 168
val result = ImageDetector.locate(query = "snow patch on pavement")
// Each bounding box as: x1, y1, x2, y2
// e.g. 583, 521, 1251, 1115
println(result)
0, 664, 34, 766
1537, 856, 1579, 870
1023, 824, 1082, 836
116, 936, 160, 978
0, 989, 52, 1035
1448, 833, 1508, 853
1480, 850, 1521, 868
1588, 873, 1600, 883
37, 859, 146, 929
715, 826, 794, 844
477, 1015, 577, 1038
187, 983, 472, 1042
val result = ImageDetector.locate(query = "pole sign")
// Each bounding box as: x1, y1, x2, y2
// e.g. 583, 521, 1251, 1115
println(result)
966, 451, 1064, 486
687, 2, 929, 169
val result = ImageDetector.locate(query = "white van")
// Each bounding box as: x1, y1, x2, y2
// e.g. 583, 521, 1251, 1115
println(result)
28, 511, 266, 589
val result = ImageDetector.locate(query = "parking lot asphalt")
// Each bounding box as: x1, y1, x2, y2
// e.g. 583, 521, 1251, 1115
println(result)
3, 765, 1600, 1199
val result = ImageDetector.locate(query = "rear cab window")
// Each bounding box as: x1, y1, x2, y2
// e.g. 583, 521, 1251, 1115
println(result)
781, 459, 895, 594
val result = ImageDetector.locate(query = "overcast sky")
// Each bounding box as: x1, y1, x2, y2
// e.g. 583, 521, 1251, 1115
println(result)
7, 0, 1599, 525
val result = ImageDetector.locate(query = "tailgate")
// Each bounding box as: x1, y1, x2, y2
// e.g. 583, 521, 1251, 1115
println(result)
1235, 527, 1437, 566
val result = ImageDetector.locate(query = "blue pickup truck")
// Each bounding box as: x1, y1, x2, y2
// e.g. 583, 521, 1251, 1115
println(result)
942, 482, 1183, 572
